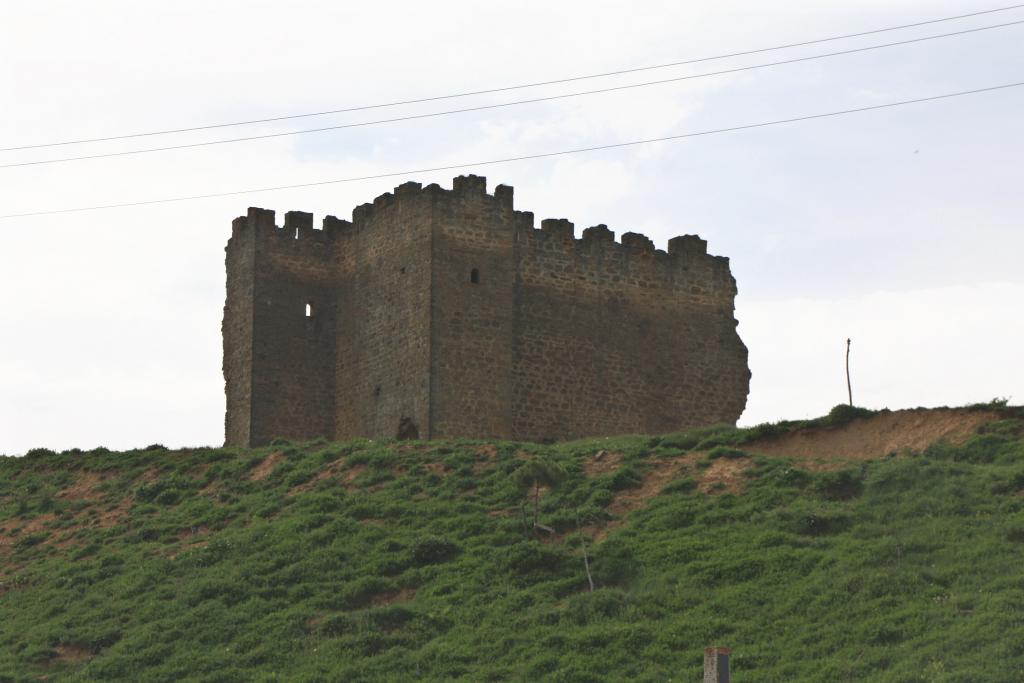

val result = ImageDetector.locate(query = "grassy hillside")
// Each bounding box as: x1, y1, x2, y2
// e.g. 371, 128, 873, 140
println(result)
2, 404, 1023, 682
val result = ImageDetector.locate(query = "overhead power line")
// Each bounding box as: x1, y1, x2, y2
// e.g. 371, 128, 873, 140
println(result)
2, 3, 1023, 153
2, 81, 1020, 221
3, 19, 1022, 170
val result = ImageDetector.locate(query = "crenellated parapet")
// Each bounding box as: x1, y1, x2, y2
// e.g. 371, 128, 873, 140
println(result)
507, 204, 734, 304
229, 206, 347, 249
228, 174, 736, 302
518, 213, 724, 270
334, 175, 517, 231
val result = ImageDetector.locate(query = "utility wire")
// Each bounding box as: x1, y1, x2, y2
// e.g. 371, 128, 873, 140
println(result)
3, 19, 1022, 170
2, 3, 1023, 152
2, 81, 1020, 220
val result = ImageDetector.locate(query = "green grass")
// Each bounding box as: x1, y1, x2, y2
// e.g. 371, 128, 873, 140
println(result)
1, 406, 1023, 682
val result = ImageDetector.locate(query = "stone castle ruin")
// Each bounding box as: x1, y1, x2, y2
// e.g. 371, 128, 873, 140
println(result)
223, 175, 750, 447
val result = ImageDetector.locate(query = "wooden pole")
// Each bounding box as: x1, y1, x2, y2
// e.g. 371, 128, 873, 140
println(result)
846, 338, 853, 407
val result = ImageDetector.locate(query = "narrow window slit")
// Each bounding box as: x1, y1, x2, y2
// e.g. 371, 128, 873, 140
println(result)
305, 302, 313, 318
470, 268, 480, 284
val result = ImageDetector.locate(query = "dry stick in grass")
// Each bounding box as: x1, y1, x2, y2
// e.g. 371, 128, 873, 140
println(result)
534, 481, 541, 529
846, 338, 854, 406
576, 509, 595, 593
515, 459, 566, 537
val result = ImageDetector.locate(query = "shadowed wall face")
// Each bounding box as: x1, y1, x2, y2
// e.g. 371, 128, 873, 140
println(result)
511, 226, 748, 442
224, 208, 337, 447
222, 213, 257, 447
223, 175, 750, 447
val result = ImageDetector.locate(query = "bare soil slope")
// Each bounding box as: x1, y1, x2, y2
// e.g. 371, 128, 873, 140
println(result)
745, 407, 999, 463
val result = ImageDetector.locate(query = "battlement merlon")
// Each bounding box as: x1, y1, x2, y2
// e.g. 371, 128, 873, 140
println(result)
321, 215, 353, 237
581, 224, 615, 245
540, 218, 575, 241
621, 232, 656, 253
283, 210, 315, 238
452, 174, 487, 196
230, 207, 276, 237
668, 235, 707, 258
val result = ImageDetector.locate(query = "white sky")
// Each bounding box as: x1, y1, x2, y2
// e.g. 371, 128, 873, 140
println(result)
1, 1, 1021, 455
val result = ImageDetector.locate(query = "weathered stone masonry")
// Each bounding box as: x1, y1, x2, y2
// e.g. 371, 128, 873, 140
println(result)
223, 175, 750, 447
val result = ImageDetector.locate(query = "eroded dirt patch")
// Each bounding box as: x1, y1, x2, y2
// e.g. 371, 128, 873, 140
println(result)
370, 587, 416, 606
583, 450, 623, 477
470, 444, 499, 474
342, 463, 368, 489
134, 467, 160, 484
288, 459, 348, 496
188, 462, 211, 481
607, 456, 695, 516
95, 497, 131, 529
476, 444, 498, 459
58, 471, 112, 501
53, 643, 93, 665
698, 457, 753, 495
250, 452, 284, 481
1, 491, 134, 555
746, 408, 999, 462
583, 453, 749, 540
0, 514, 56, 550
424, 461, 447, 477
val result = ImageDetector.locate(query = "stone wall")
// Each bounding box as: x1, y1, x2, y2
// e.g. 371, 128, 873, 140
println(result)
222, 213, 256, 447
224, 208, 338, 447
223, 175, 750, 446
429, 177, 517, 439
511, 220, 749, 441
332, 183, 433, 441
